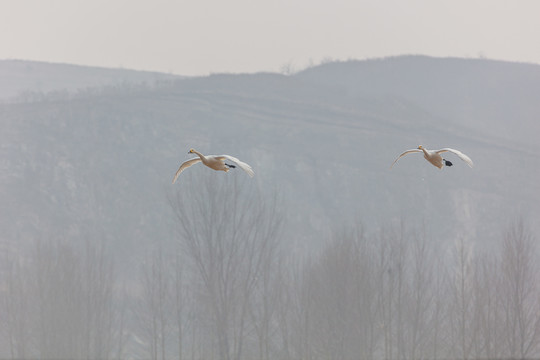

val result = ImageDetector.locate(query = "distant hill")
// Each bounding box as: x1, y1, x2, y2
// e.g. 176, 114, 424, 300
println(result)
0, 59, 182, 101
296, 56, 540, 148
1, 56, 539, 264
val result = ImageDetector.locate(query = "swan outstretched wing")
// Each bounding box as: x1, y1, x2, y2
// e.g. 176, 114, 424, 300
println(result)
436, 148, 474, 167
391, 149, 422, 168
172, 158, 201, 183
217, 155, 255, 177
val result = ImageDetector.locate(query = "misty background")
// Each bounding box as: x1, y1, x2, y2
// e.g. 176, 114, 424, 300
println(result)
1, 55, 540, 359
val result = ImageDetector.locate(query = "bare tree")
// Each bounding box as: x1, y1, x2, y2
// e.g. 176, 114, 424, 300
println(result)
470, 252, 503, 359
170, 173, 282, 360
172, 249, 188, 360
80, 237, 118, 359
375, 223, 410, 360
429, 253, 448, 360
448, 236, 475, 360
285, 224, 380, 360
0, 251, 31, 359
135, 244, 172, 360
286, 255, 315, 360
499, 219, 540, 358
376, 226, 396, 360
248, 233, 284, 360
272, 254, 297, 360
25, 237, 118, 359
404, 227, 436, 360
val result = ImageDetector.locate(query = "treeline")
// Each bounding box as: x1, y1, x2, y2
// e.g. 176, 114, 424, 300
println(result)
1, 175, 539, 359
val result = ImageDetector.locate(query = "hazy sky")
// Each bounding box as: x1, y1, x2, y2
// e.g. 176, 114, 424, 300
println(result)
2, 0, 540, 76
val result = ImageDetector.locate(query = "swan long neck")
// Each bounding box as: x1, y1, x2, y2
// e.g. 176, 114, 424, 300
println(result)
191, 149, 206, 161
420, 147, 429, 156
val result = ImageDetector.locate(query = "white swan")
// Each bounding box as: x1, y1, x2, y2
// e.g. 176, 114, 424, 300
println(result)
172, 149, 255, 183
391, 145, 473, 169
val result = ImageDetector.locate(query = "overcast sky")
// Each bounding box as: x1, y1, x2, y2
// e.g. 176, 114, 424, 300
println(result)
2, 0, 540, 76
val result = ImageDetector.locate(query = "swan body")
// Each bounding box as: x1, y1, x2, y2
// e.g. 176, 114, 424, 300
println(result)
391, 145, 473, 169
172, 149, 254, 183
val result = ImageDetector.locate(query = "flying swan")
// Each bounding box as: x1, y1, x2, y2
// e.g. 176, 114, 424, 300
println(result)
172, 149, 255, 183
391, 145, 473, 169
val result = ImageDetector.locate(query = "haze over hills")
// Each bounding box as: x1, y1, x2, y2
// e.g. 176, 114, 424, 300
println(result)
1, 55, 539, 263
297, 56, 540, 149
2, 55, 540, 358
0, 59, 182, 101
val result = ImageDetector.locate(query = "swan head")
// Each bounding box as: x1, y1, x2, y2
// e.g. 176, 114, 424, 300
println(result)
417, 145, 423, 150
188, 148, 195, 154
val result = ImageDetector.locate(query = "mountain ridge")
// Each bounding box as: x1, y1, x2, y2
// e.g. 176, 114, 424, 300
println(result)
0, 59, 183, 101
